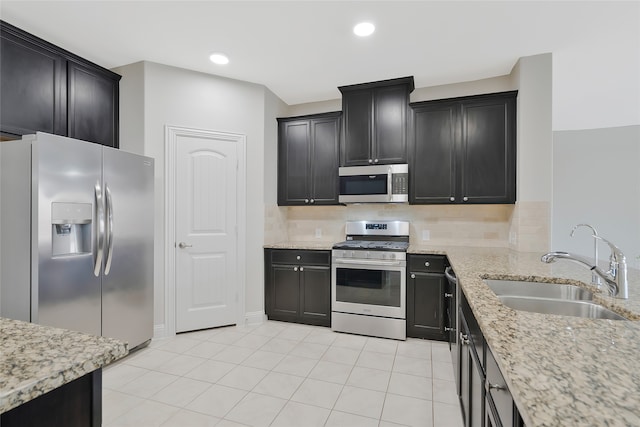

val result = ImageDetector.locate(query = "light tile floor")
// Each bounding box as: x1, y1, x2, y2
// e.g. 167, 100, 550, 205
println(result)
103, 321, 464, 427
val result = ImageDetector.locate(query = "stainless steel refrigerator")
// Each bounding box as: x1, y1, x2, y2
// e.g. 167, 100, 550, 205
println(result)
0, 132, 154, 349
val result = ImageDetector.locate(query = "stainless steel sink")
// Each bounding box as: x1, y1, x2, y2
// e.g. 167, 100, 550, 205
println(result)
497, 296, 627, 321
484, 279, 593, 301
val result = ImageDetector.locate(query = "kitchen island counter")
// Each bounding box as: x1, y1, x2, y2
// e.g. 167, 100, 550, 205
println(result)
412, 245, 640, 427
0, 317, 127, 415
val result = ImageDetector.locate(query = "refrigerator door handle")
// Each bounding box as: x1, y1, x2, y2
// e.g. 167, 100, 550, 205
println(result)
94, 182, 105, 276
104, 184, 114, 275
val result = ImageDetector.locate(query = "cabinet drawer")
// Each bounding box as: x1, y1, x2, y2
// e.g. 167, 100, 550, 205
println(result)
408, 254, 447, 273
486, 346, 514, 426
270, 249, 330, 266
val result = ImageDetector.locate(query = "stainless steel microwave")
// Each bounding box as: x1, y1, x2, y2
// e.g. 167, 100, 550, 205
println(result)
338, 164, 409, 203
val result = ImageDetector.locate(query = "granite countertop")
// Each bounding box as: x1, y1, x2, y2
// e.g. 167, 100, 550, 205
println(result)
427, 245, 640, 427
0, 317, 128, 414
264, 241, 335, 250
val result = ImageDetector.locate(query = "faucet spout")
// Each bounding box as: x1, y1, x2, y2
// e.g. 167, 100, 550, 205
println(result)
541, 247, 628, 299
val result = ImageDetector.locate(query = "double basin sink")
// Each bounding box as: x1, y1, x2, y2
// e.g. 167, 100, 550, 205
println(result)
484, 279, 627, 320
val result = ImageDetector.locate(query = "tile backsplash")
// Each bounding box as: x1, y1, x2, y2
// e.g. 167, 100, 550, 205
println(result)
265, 202, 551, 251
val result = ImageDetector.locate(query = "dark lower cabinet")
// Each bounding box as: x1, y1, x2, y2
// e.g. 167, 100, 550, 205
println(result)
410, 91, 517, 204
265, 249, 331, 327
1, 20, 120, 147
459, 304, 484, 427
457, 289, 525, 427
0, 369, 101, 427
406, 254, 450, 340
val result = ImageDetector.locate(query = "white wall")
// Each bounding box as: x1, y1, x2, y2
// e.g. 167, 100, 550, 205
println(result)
116, 61, 275, 335
552, 125, 640, 267
510, 54, 553, 203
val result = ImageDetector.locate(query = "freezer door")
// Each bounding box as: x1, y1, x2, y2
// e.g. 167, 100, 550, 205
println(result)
34, 133, 103, 336
102, 147, 154, 348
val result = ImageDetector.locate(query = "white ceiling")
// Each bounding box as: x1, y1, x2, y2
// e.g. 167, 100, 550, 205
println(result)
1, 1, 639, 127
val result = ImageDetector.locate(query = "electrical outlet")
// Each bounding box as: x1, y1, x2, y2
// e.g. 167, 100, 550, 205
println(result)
315, 228, 322, 238
422, 230, 430, 241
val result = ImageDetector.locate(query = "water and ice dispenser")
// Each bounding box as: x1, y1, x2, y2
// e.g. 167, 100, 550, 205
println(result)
51, 202, 92, 256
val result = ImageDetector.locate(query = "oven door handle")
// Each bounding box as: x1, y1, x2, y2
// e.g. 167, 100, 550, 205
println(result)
333, 258, 404, 267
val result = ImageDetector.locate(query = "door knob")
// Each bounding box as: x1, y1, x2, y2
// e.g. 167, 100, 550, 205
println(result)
178, 242, 192, 249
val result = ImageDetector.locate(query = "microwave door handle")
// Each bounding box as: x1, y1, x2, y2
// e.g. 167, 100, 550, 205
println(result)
387, 166, 392, 201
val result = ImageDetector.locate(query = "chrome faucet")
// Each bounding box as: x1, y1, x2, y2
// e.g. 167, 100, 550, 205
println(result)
541, 236, 628, 299
570, 223, 601, 287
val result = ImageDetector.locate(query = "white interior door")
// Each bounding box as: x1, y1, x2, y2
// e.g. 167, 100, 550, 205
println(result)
175, 132, 238, 333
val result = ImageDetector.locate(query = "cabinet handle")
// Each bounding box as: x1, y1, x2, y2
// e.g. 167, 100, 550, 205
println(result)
424, 261, 430, 267
445, 327, 455, 332
488, 383, 506, 391
296, 255, 301, 260
300, 267, 304, 272
459, 332, 470, 345
368, 159, 373, 164
410, 273, 416, 279
304, 199, 309, 204
449, 197, 455, 202
293, 267, 298, 272
463, 196, 469, 202
374, 159, 379, 163
444, 293, 453, 298
310, 199, 315, 204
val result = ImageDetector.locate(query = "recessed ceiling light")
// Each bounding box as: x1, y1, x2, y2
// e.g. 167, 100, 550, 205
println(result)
209, 53, 229, 65
353, 22, 375, 37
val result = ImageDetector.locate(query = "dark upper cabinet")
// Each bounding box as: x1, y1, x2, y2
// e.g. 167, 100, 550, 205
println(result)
277, 112, 341, 206
0, 21, 120, 147
410, 101, 458, 204
339, 76, 414, 166
410, 91, 517, 204
0, 23, 67, 137
67, 61, 119, 148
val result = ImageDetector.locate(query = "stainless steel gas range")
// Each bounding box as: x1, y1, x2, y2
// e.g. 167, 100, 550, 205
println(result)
331, 220, 409, 340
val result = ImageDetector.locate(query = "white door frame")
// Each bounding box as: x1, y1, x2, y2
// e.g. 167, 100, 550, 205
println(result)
164, 125, 247, 337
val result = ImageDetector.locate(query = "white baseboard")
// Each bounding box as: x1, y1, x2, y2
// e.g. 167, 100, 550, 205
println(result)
154, 323, 171, 339
244, 311, 267, 326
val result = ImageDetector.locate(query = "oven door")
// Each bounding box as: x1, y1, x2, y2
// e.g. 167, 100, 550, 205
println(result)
332, 258, 406, 319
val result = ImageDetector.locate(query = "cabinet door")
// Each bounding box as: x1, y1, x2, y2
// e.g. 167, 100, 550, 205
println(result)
469, 348, 485, 427
410, 102, 458, 203
460, 308, 485, 427
278, 120, 311, 205
341, 90, 372, 166
0, 25, 67, 137
459, 312, 471, 426
407, 272, 446, 340
373, 85, 408, 164
299, 265, 331, 326
309, 117, 340, 204
67, 61, 120, 147
459, 94, 516, 203
269, 264, 301, 321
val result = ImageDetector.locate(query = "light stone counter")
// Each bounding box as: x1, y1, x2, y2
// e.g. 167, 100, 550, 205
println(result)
264, 241, 335, 251
411, 244, 640, 427
0, 317, 128, 414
